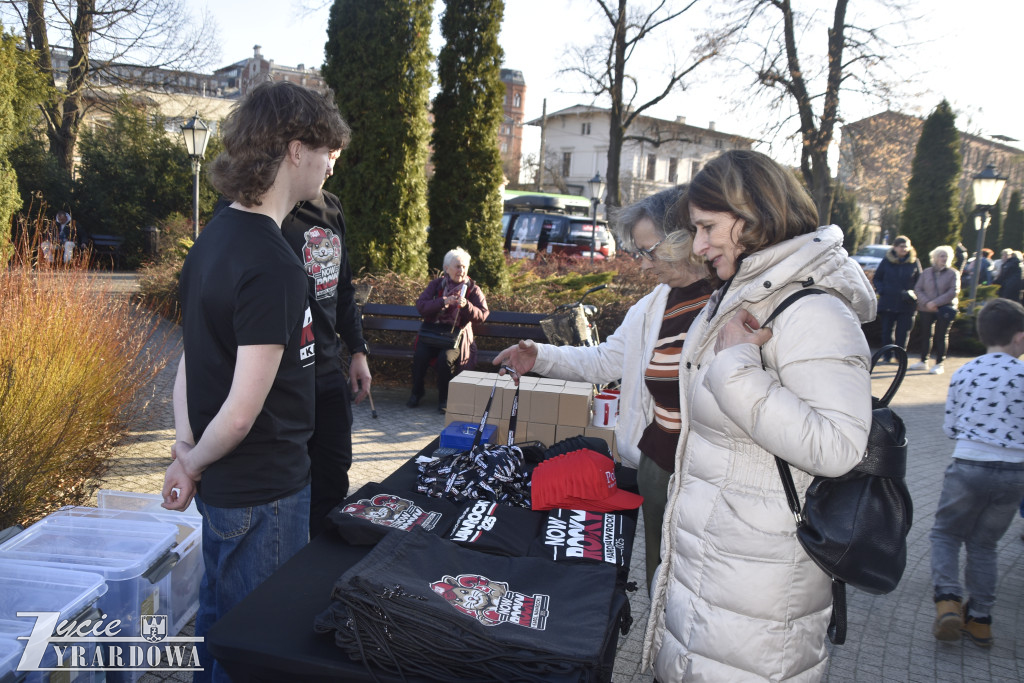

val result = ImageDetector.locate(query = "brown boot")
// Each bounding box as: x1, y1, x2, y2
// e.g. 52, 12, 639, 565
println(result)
932, 596, 963, 641
961, 605, 993, 648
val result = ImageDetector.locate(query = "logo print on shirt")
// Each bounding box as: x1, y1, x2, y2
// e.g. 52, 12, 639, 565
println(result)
301, 226, 341, 300
299, 306, 315, 365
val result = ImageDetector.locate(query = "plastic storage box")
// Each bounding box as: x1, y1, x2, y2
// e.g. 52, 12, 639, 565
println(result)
0, 560, 108, 683
53, 496, 202, 638
0, 635, 21, 683
0, 516, 177, 644
440, 421, 497, 450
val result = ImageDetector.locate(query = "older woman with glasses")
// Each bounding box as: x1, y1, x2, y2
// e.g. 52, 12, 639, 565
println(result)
494, 185, 717, 587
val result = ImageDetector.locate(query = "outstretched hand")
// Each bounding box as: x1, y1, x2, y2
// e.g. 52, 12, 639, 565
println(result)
493, 340, 538, 385
715, 309, 772, 354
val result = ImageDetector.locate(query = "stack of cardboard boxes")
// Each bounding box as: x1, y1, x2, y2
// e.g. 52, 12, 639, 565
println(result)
443, 371, 617, 457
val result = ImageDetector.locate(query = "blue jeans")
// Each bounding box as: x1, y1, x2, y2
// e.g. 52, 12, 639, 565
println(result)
193, 484, 310, 683
930, 459, 1024, 615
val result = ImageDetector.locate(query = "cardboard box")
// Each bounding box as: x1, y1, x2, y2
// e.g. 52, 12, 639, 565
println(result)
445, 412, 475, 428
536, 378, 566, 389
529, 384, 562, 425
564, 379, 593, 393
559, 385, 593, 428
525, 422, 556, 447
475, 376, 504, 419
497, 418, 511, 442
555, 424, 587, 443
584, 425, 617, 460
447, 375, 478, 416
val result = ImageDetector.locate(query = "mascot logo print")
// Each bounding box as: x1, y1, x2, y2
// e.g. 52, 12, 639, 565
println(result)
301, 226, 342, 300
430, 573, 549, 630
340, 493, 441, 531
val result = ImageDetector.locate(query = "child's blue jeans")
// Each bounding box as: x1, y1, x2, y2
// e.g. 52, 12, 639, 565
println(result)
930, 459, 1024, 615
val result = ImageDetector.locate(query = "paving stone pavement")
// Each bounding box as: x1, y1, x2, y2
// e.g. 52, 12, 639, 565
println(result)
86, 274, 1023, 682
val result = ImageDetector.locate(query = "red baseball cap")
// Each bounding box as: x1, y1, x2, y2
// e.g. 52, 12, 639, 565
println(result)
531, 449, 643, 512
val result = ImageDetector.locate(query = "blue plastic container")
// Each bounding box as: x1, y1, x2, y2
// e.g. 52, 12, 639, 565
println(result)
440, 421, 497, 450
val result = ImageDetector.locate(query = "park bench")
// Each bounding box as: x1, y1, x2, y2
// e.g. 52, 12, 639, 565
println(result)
360, 303, 547, 366
85, 233, 126, 269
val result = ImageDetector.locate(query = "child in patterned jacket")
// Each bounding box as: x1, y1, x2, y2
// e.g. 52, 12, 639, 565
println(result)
929, 297, 1024, 648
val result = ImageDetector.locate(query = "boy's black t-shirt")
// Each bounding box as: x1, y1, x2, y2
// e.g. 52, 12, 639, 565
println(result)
180, 207, 316, 508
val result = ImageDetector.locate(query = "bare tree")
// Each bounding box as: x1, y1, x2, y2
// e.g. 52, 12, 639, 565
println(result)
560, 0, 727, 208
2, 0, 216, 172
720, 0, 913, 222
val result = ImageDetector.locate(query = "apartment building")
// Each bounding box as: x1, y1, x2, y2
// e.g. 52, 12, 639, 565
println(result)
529, 105, 754, 205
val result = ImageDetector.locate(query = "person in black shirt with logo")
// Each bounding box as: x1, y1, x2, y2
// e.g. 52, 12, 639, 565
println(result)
161, 81, 350, 683
280, 189, 371, 536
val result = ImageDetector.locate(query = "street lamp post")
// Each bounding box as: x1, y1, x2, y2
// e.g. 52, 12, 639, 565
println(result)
180, 112, 211, 242
588, 173, 605, 262
968, 163, 1007, 312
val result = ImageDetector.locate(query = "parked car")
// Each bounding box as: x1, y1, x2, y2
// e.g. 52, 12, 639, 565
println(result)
501, 192, 616, 261
852, 244, 889, 272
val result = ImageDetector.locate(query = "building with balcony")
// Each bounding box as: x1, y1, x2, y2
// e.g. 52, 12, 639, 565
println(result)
528, 105, 755, 207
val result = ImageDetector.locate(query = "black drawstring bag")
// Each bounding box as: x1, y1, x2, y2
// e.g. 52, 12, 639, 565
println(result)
762, 290, 914, 645
314, 529, 626, 682
328, 482, 461, 545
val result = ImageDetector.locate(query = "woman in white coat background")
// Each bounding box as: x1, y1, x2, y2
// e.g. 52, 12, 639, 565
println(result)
494, 185, 716, 587
643, 150, 877, 681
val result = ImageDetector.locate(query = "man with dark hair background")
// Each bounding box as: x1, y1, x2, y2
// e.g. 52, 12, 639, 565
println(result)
280, 187, 371, 537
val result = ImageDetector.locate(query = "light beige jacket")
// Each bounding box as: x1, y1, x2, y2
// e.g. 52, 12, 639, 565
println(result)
643, 226, 877, 681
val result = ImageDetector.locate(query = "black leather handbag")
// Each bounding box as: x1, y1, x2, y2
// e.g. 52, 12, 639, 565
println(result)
418, 321, 463, 349
763, 291, 914, 645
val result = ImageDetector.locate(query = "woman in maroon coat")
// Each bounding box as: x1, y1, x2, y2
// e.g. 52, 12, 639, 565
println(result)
408, 247, 489, 412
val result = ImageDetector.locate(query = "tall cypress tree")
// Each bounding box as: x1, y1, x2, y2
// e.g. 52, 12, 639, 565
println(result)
900, 100, 963, 260
428, 0, 508, 291
322, 0, 432, 277
1003, 190, 1023, 252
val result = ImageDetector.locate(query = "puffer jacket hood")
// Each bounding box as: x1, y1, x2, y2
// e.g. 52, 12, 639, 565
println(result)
884, 245, 917, 264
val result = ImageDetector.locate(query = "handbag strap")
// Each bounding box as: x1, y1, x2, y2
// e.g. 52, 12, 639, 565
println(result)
758, 288, 827, 525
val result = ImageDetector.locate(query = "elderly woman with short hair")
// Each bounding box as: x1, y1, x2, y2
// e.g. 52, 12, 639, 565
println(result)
912, 245, 961, 375
495, 185, 716, 587
408, 247, 489, 413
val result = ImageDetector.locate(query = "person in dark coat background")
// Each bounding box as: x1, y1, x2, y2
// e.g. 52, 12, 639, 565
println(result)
872, 235, 922, 363
995, 249, 1022, 302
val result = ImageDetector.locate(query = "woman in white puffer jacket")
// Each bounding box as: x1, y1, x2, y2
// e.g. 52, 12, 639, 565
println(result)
643, 150, 877, 681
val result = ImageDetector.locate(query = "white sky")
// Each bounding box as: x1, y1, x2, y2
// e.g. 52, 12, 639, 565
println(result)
188, 0, 1024, 168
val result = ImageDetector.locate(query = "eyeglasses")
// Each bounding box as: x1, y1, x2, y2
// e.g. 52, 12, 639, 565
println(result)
633, 238, 664, 261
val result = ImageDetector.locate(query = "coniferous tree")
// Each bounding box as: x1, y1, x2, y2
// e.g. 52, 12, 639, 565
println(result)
323, 0, 432, 277
984, 197, 1003, 252
428, 0, 507, 291
1003, 190, 1024, 252
900, 100, 962, 260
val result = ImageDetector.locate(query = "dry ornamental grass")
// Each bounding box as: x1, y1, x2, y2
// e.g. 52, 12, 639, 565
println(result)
0, 223, 169, 528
